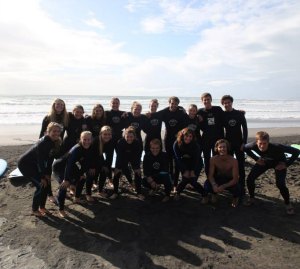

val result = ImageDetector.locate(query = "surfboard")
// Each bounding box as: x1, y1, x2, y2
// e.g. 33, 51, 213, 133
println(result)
291, 144, 300, 150
8, 167, 24, 179
0, 159, 8, 177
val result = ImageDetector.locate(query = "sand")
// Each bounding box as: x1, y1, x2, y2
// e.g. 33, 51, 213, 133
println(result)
0, 127, 300, 269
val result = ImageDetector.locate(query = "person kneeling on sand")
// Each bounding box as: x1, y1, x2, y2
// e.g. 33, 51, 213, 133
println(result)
142, 139, 172, 202
203, 139, 240, 207
244, 131, 300, 215
52, 131, 93, 218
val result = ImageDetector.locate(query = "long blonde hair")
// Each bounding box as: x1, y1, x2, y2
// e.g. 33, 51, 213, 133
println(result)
46, 122, 63, 148
98, 125, 112, 156
48, 98, 69, 127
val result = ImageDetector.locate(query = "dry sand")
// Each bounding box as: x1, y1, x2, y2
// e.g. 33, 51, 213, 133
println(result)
0, 127, 300, 269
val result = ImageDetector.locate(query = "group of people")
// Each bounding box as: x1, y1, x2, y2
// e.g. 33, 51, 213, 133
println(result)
18, 93, 300, 218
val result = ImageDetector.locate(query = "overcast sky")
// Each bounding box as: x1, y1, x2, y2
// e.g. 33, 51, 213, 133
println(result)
0, 0, 299, 99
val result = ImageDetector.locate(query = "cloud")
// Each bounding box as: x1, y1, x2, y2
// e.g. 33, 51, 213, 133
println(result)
84, 17, 105, 30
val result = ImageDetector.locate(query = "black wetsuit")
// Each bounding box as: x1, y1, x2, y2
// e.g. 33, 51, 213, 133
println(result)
39, 114, 66, 139
155, 107, 189, 185
222, 108, 248, 195
61, 113, 87, 154
197, 106, 224, 176
106, 110, 127, 146
143, 113, 163, 153
52, 144, 93, 210
18, 136, 59, 211
173, 140, 205, 195
124, 113, 148, 149
86, 115, 106, 138
142, 151, 172, 196
113, 138, 143, 194
88, 138, 114, 193
244, 142, 300, 204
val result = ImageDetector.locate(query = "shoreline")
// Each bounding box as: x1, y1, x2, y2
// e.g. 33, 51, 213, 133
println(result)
0, 125, 299, 146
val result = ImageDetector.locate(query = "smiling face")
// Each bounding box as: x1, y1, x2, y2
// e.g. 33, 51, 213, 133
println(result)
188, 106, 197, 118
80, 132, 92, 149
217, 142, 228, 155
150, 144, 160, 156
125, 132, 135, 144
132, 104, 142, 117
202, 96, 212, 109
149, 101, 158, 113
48, 126, 61, 141
110, 98, 120, 111
73, 107, 84, 119
222, 99, 233, 112
100, 129, 112, 143
94, 106, 104, 119
183, 133, 193, 144
169, 100, 178, 112
54, 100, 65, 114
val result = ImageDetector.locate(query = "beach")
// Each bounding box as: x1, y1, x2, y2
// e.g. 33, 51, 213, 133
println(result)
1, 126, 300, 269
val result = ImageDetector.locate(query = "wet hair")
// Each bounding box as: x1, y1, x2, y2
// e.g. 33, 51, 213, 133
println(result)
150, 138, 162, 148
255, 131, 270, 142
98, 125, 112, 156
177, 128, 196, 146
73, 104, 84, 114
91, 104, 106, 122
168, 96, 180, 104
48, 98, 69, 127
201, 92, 212, 101
221, 95, 234, 104
214, 139, 230, 153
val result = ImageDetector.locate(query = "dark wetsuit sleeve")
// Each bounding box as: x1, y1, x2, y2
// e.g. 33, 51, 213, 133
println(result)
64, 147, 79, 180
244, 142, 259, 161
278, 144, 300, 167
39, 116, 49, 138
36, 136, 54, 176
173, 142, 187, 172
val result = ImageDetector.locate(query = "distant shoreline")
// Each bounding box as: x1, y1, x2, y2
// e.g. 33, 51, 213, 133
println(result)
0, 124, 299, 146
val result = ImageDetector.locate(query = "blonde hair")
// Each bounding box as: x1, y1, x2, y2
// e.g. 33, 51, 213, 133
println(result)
131, 101, 142, 113
255, 131, 269, 142
48, 98, 69, 127
98, 125, 112, 156
46, 122, 62, 147
124, 126, 136, 139
79, 131, 92, 144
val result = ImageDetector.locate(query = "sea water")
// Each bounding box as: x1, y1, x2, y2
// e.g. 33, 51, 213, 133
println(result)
1, 95, 300, 128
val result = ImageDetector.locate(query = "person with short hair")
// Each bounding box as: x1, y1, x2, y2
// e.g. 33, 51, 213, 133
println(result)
244, 131, 300, 215
142, 139, 172, 202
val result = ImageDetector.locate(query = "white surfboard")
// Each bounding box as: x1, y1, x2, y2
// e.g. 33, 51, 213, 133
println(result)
0, 159, 7, 177
8, 167, 24, 179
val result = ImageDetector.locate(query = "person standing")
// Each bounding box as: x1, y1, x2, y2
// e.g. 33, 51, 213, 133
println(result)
221, 95, 248, 196
197, 93, 224, 177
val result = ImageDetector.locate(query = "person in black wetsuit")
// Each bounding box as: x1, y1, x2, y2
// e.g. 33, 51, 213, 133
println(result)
197, 92, 224, 177
39, 98, 69, 203
185, 104, 202, 147
142, 139, 172, 202
203, 139, 240, 207
173, 128, 206, 201
62, 105, 88, 154
86, 104, 106, 139
125, 101, 148, 150
144, 99, 163, 153
244, 131, 300, 215
221, 95, 248, 196
18, 122, 62, 217
111, 127, 144, 200
154, 96, 189, 190
52, 131, 93, 217
39, 98, 69, 139
88, 125, 114, 199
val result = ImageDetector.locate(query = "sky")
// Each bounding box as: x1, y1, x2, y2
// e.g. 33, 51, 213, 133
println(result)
0, 0, 299, 99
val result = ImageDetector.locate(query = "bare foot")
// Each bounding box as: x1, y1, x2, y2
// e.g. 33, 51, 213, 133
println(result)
32, 210, 44, 217
58, 210, 68, 218
39, 208, 50, 215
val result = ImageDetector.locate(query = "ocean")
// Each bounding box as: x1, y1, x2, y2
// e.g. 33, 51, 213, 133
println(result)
1, 95, 300, 128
